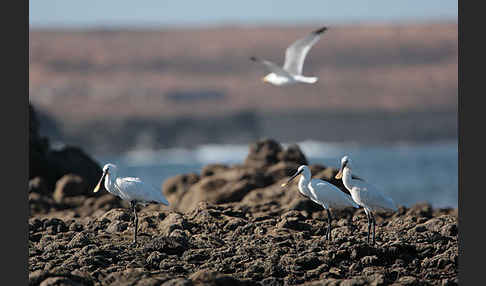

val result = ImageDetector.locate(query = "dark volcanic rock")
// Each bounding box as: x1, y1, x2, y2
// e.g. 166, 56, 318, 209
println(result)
29, 199, 457, 285
29, 104, 51, 182
244, 139, 307, 169
29, 139, 457, 285
167, 139, 311, 212
244, 138, 283, 168
201, 164, 230, 177
189, 269, 245, 286
176, 167, 266, 212
29, 177, 50, 196
29, 104, 102, 192
46, 146, 102, 192
162, 173, 200, 208
143, 236, 189, 256
277, 144, 307, 166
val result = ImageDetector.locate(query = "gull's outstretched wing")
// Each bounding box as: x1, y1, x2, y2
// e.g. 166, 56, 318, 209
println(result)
250, 56, 292, 77
283, 26, 327, 75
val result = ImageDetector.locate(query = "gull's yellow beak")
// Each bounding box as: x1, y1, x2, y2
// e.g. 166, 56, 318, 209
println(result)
281, 183, 287, 188
262, 76, 267, 83
93, 171, 107, 193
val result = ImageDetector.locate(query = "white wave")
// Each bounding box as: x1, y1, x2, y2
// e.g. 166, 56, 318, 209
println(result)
115, 140, 458, 167
118, 140, 347, 167
287, 139, 358, 159
119, 144, 249, 167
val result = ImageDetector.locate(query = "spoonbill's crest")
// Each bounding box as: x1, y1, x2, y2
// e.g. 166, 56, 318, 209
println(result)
341, 155, 350, 166
335, 155, 351, 180
103, 163, 117, 173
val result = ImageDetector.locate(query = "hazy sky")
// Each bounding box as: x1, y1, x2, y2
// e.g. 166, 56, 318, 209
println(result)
30, 0, 457, 28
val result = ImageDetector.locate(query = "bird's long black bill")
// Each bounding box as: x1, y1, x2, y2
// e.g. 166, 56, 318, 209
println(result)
281, 169, 303, 188
335, 166, 344, 180
93, 171, 107, 193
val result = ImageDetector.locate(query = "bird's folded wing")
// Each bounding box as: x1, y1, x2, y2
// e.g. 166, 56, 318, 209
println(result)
283, 26, 327, 75
353, 179, 397, 211
116, 177, 155, 201
310, 180, 358, 208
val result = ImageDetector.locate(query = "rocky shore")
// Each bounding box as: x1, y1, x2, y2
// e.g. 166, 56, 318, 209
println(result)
29, 107, 458, 285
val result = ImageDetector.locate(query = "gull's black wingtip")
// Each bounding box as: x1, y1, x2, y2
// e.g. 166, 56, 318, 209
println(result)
250, 56, 258, 62
313, 26, 328, 35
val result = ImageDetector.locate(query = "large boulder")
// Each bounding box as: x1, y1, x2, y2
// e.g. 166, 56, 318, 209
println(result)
200, 164, 229, 177
164, 139, 312, 212
277, 143, 307, 165
162, 173, 200, 207
29, 104, 50, 182
264, 161, 300, 184
244, 138, 283, 168
176, 167, 266, 212
244, 138, 307, 168
29, 104, 102, 193
46, 146, 103, 192
53, 174, 88, 203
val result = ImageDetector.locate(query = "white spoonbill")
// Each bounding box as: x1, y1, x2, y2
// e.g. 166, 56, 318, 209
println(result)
335, 156, 397, 245
281, 165, 359, 240
93, 163, 169, 245
250, 26, 328, 86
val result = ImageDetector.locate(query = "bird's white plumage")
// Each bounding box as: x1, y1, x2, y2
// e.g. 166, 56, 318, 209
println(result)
338, 157, 397, 212
295, 165, 358, 209
342, 169, 396, 212
93, 163, 169, 245
100, 164, 169, 205
282, 165, 358, 241
251, 26, 327, 86
308, 179, 359, 209
114, 177, 169, 205
257, 59, 294, 78
283, 29, 325, 75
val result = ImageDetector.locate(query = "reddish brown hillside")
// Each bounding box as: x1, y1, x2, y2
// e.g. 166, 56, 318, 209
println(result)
29, 23, 457, 152
30, 23, 457, 121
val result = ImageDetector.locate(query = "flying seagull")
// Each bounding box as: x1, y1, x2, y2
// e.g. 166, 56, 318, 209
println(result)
250, 26, 328, 86
93, 163, 170, 246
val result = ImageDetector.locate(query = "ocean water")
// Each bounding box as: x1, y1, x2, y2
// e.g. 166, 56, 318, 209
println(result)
95, 140, 458, 208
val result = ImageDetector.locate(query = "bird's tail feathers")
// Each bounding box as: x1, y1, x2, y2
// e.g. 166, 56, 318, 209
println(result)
304, 77, 318, 84
295, 76, 318, 84
374, 197, 398, 212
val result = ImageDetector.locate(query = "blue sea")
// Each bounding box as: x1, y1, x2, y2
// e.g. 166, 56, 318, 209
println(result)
95, 140, 458, 209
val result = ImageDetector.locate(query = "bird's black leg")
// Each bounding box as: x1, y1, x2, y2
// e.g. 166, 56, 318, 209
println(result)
365, 210, 371, 244
370, 211, 376, 245
130, 201, 138, 246
326, 209, 332, 241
